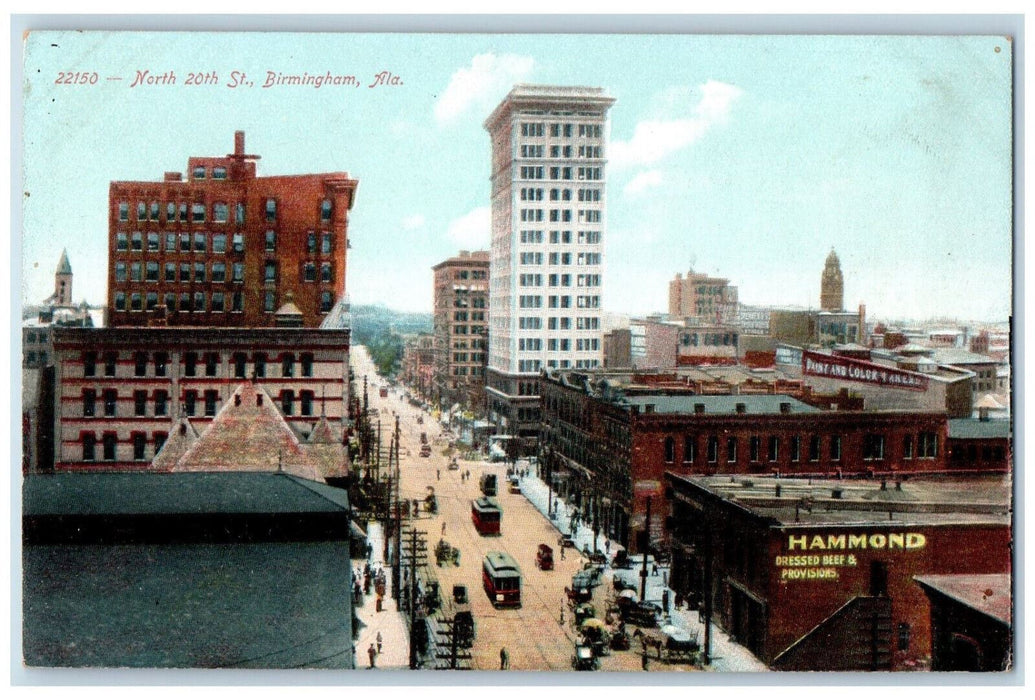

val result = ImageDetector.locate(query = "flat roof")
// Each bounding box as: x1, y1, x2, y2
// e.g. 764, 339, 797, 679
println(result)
914, 574, 1012, 625
624, 394, 820, 415
24, 472, 349, 516
667, 472, 1012, 529
948, 418, 1012, 440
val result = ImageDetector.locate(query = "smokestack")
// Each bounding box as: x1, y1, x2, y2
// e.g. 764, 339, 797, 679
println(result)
235, 130, 245, 156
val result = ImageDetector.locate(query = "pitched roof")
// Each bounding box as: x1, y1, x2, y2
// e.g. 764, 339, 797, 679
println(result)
172, 382, 323, 482
914, 574, 1012, 625
307, 415, 339, 444
151, 416, 200, 471
56, 249, 72, 275
304, 416, 348, 480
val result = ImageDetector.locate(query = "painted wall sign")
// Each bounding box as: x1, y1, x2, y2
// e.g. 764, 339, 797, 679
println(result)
802, 350, 929, 391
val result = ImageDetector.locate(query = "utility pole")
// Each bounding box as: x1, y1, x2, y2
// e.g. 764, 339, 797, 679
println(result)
703, 521, 712, 665
409, 527, 420, 669
392, 416, 402, 603
640, 496, 652, 602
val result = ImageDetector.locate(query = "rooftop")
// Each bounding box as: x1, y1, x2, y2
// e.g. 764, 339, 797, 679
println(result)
667, 472, 1012, 529
624, 394, 819, 416
947, 418, 1012, 440
914, 574, 1012, 625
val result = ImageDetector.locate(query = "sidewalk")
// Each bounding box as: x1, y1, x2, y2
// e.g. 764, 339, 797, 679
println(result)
518, 466, 768, 672
352, 520, 411, 670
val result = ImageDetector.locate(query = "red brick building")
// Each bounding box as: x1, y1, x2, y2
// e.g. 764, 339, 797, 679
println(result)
51, 325, 349, 473
539, 370, 951, 554
431, 250, 489, 410
107, 131, 358, 328
666, 473, 1011, 671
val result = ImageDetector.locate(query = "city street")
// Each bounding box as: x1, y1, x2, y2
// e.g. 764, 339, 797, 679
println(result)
351, 346, 704, 672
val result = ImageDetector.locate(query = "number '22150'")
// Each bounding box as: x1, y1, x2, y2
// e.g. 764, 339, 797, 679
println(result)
55, 72, 99, 85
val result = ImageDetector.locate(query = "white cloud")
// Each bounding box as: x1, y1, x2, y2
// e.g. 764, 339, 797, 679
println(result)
611, 80, 743, 170
401, 214, 425, 230
623, 170, 664, 195
446, 207, 490, 248
434, 53, 535, 125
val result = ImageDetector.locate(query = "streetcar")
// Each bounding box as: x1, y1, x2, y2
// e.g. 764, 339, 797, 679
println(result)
482, 551, 522, 608
471, 497, 502, 536
479, 472, 498, 496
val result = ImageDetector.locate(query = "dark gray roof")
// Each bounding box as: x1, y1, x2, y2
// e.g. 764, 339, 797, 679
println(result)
948, 419, 1012, 440
929, 348, 999, 366
23, 472, 349, 517
623, 394, 820, 415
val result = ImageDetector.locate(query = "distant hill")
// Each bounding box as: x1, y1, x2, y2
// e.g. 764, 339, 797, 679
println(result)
350, 305, 432, 343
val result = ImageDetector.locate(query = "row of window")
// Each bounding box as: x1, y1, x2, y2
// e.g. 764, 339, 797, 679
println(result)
114, 230, 336, 255
681, 332, 738, 348
660, 432, 940, 465
518, 273, 601, 288
118, 197, 333, 225
80, 431, 167, 462
518, 230, 602, 245
114, 260, 335, 285
519, 188, 602, 202
450, 325, 485, 336
517, 166, 603, 182
519, 122, 603, 139
518, 144, 603, 158
80, 387, 322, 419
451, 269, 488, 281
452, 311, 486, 322
516, 316, 600, 331
113, 290, 335, 314
81, 350, 317, 378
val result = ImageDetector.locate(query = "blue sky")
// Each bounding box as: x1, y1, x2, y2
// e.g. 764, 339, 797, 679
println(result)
21, 32, 1013, 322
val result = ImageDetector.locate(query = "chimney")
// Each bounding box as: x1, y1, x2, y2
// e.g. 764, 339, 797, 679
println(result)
831, 487, 843, 499
735, 402, 746, 414
779, 402, 791, 414
235, 130, 245, 156
256, 393, 263, 406
234, 394, 241, 406
164, 171, 182, 182
694, 403, 705, 414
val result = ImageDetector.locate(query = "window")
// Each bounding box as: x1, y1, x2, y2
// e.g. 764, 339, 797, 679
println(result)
212, 233, 227, 254
307, 232, 318, 253
130, 262, 142, 282
179, 292, 192, 312
321, 292, 333, 312
82, 389, 96, 417
768, 436, 780, 462
211, 292, 225, 312
116, 232, 128, 251
154, 390, 168, 417
321, 198, 332, 221
903, 435, 913, 460
808, 436, 821, 462
179, 203, 189, 223
114, 262, 127, 283
664, 437, 675, 463
282, 353, 295, 378
180, 232, 191, 252
184, 351, 198, 377
321, 263, 333, 283
192, 166, 206, 179
133, 433, 147, 461
204, 390, 219, 417
213, 166, 227, 180
194, 263, 206, 283
131, 232, 143, 251
683, 436, 696, 464
194, 232, 207, 253
918, 432, 938, 459
232, 232, 245, 252
102, 433, 117, 462
265, 198, 277, 221
192, 203, 206, 222
137, 202, 146, 220
300, 391, 315, 417
213, 202, 228, 223
235, 202, 245, 224
146, 261, 159, 282
281, 390, 295, 415
164, 293, 176, 312
104, 352, 117, 377
205, 352, 218, 377
265, 230, 276, 251
82, 433, 96, 461
118, 202, 129, 221
750, 436, 761, 462
83, 351, 97, 377
194, 292, 206, 312
103, 389, 118, 417
790, 436, 801, 463
831, 435, 842, 462
707, 436, 719, 464
154, 432, 168, 456
897, 623, 911, 652
183, 390, 197, 417
134, 390, 148, 416
179, 263, 190, 283
264, 262, 277, 283
164, 262, 176, 282
727, 437, 738, 464
301, 353, 314, 377
166, 204, 176, 224
863, 434, 885, 461
147, 232, 160, 252
304, 262, 316, 282
321, 232, 332, 255
134, 352, 148, 377
212, 262, 226, 282
232, 292, 243, 312
232, 262, 245, 282
253, 353, 266, 378
232, 353, 247, 378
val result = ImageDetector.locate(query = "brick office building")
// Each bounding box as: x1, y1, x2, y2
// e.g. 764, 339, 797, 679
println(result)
106, 131, 358, 328
665, 473, 1011, 671
432, 250, 490, 409
539, 369, 950, 554
51, 324, 349, 472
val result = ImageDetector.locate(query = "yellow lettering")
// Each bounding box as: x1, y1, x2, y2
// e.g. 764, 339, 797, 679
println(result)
869, 534, 887, 548
827, 534, 846, 550
906, 533, 927, 550
888, 533, 905, 549
810, 535, 828, 550
848, 534, 867, 549
789, 535, 808, 551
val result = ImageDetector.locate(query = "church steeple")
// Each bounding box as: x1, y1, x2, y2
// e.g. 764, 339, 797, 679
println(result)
820, 248, 844, 312
54, 249, 73, 306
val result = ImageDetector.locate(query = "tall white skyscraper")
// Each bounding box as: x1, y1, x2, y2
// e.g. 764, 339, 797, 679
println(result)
483, 84, 615, 438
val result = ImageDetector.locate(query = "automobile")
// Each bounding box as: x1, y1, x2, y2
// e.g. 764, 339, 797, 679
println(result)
571, 644, 598, 671
536, 543, 554, 571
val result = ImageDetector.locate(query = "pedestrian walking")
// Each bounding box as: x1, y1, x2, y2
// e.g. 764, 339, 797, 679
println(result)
437, 469, 441, 480
500, 647, 509, 670
366, 542, 373, 560
368, 643, 377, 668
641, 649, 649, 671
605, 538, 611, 554
560, 547, 565, 561
376, 631, 383, 654
662, 590, 669, 613
442, 522, 446, 535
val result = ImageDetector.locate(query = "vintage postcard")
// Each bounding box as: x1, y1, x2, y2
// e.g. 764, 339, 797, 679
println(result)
17, 25, 1015, 679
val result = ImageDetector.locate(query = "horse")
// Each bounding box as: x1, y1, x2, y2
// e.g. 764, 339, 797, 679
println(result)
633, 628, 664, 660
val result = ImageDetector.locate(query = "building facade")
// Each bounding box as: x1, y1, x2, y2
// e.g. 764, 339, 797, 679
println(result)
484, 85, 615, 439
820, 248, 844, 311
539, 370, 952, 554
51, 325, 349, 472
665, 473, 1011, 671
668, 269, 739, 323
432, 250, 490, 410
106, 131, 358, 329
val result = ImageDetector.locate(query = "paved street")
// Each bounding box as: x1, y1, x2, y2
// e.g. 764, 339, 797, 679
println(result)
351, 345, 752, 673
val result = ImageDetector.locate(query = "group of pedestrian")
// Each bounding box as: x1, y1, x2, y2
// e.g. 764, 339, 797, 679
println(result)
366, 631, 384, 668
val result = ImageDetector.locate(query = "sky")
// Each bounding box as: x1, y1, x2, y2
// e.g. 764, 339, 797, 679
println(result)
19, 31, 1014, 322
